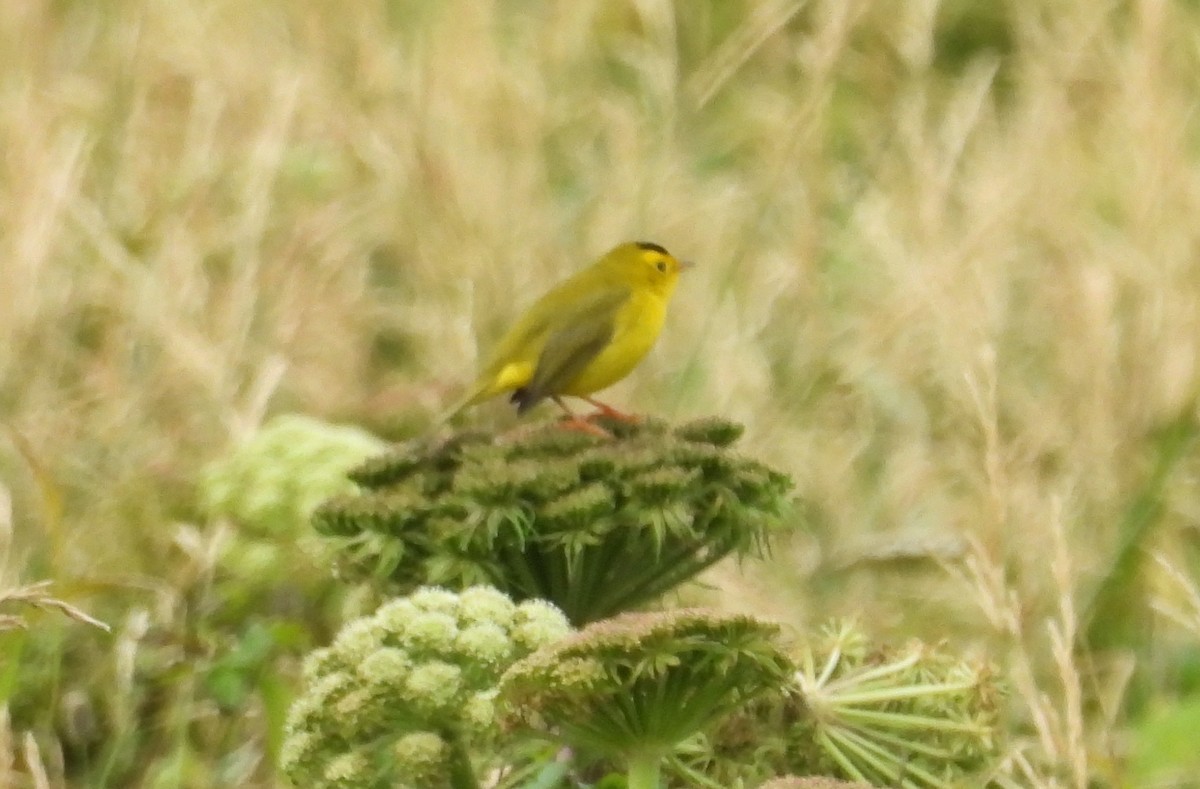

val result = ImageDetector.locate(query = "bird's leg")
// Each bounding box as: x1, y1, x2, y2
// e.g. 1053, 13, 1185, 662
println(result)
553, 396, 613, 438
581, 396, 641, 424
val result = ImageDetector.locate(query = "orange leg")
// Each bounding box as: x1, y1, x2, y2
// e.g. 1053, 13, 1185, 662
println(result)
553, 397, 613, 438
581, 396, 641, 424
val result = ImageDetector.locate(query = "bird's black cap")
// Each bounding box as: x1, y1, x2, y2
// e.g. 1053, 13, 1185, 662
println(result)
635, 241, 670, 256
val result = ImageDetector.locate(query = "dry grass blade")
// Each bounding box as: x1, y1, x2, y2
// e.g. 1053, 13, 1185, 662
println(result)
0, 708, 13, 783
686, 0, 810, 109
22, 733, 51, 789
1150, 552, 1200, 638
0, 580, 110, 633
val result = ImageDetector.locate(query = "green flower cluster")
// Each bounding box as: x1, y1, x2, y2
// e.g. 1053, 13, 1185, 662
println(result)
314, 416, 793, 624
281, 586, 570, 789
706, 621, 1003, 788
500, 608, 795, 789
202, 414, 386, 535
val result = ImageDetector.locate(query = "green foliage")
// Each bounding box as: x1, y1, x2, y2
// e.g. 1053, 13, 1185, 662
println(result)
1127, 691, 1200, 787
1, 415, 388, 788
314, 417, 793, 625
201, 414, 387, 536
281, 586, 570, 789
197, 413, 390, 644
697, 621, 1003, 788
500, 608, 794, 789
1083, 414, 1198, 663
932, 0, 1014, 74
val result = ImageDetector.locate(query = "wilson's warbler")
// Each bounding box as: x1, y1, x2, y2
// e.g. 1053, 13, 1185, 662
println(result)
444, 241, 689, 431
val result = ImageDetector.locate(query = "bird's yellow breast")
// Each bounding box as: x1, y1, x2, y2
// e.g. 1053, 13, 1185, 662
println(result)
559, 288, 667, 396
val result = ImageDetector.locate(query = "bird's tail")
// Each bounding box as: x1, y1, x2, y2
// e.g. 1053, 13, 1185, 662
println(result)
430, 379, 490, 430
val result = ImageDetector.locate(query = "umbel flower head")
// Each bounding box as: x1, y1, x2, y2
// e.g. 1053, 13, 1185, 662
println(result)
500, 608, 794, 789
314, 416, 793, 624
281, 586, 570, 789
704, 620, 1004, 788
201, 414, 386, 535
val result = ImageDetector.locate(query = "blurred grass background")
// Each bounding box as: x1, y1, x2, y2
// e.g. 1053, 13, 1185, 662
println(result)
4, 0, 1200, 786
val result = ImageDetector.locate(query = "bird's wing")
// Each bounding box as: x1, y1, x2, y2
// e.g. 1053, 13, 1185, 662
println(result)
511, 286, 628, 414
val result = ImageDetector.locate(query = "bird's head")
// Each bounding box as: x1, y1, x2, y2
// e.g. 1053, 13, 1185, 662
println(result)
605, 241, 691, 299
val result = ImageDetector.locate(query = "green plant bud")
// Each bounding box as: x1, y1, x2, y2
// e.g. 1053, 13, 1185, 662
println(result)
457, 442, 507, 465
505, 459, 573, 499
399, 611, 459, 655
521, 462, 580, 501
201, 414, 386, 536
333, 687, 374, 731
348, 448, 425, 488
409, 587, 461, 615
455, 622, 514, 667
667, 442, 737, 479
628, 467, 698, 504
456, 585, 518, 628
420, 551, 491, 590
308, 671, 354, 710
462, 690, 498, 732
453, 460, 516, 504
375, 493, 433, 537
311, 497, 363, 537
510, 600, 573, 652
373, 597, 421, 634
301, 647, 337, 681
589, 414, 669, 439
731, 458, 793, 502
606, 447, 667, 479
542, 655, 607, 693
432, 429, 500, 459
314, 493, 422, 538
402, 661, 464, 716
323, 750, 370, 788
392, 731, 449, 781
541, 483, 612, 529
285, 692, 325, 735
673, 417, 745, 447
509, 425, 603, 457
575, 447, 619, 480
332, 619, 385, 666
358, 647, 411, 692
278, 729, 320, 778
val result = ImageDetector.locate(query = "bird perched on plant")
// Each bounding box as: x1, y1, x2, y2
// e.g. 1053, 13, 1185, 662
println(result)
442, 241, 690, 433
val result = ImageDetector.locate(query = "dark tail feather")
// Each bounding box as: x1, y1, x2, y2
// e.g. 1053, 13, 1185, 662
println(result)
510, 388, 542, 415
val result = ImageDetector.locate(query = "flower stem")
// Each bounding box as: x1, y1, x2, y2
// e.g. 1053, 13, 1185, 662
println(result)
627, 751, 663, 789
444, 729, 480, 789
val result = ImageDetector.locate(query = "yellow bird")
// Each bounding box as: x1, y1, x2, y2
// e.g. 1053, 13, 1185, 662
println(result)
444, 241, 689, 431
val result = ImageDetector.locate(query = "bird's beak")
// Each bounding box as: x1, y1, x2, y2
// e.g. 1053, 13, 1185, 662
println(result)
679, 260, 695, 271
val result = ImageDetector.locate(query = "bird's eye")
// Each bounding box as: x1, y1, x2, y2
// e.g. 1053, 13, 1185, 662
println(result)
655, 260, 668, 273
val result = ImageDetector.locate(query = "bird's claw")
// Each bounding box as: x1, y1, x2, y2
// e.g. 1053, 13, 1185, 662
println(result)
556, 416, 614, 438
581, 398, 641, 424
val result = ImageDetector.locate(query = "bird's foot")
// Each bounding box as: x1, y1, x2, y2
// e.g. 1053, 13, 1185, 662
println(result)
582, 397, 641, 424
556, 416, 613, 438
